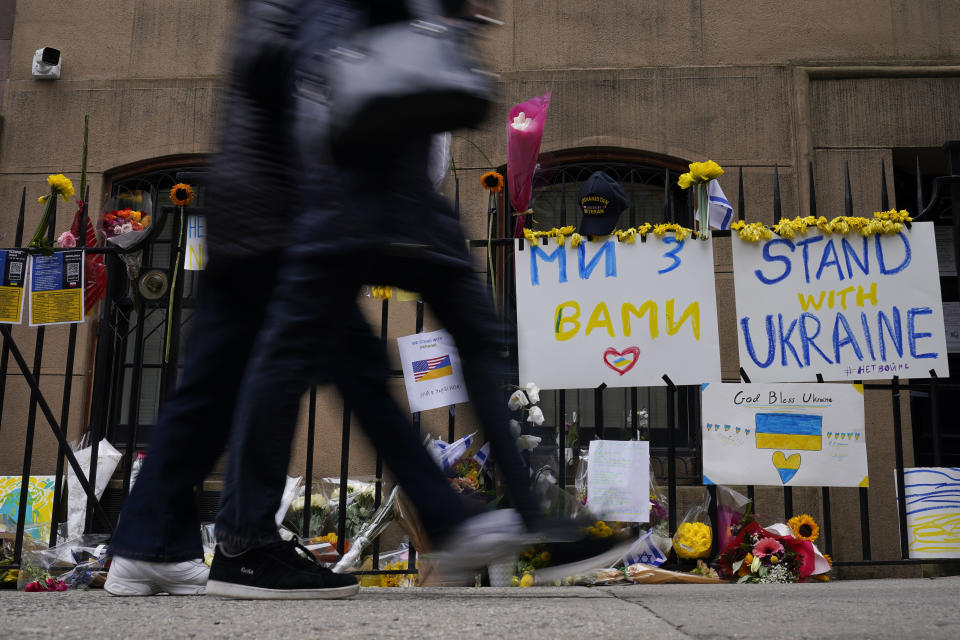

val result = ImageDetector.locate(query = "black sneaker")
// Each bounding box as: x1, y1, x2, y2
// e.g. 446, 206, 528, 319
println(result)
205, 540, 359, 600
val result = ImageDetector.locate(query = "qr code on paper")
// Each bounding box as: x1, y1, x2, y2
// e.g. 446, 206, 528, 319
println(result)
67, 263, 80, 279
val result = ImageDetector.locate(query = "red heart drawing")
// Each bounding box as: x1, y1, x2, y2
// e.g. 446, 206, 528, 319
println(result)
603, 347, 640, 376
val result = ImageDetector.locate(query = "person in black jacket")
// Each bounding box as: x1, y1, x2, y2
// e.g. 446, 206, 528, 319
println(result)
107, 0, 526, 601
203, 0, 581, 599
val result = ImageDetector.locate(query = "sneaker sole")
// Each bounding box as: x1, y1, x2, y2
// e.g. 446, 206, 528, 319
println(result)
205, 580, 359, 600
105, 578, 205, 596
532, 541, 634, 584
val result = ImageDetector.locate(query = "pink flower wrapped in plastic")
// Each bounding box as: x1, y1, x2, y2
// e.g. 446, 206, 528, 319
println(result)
507, 92, 551, 237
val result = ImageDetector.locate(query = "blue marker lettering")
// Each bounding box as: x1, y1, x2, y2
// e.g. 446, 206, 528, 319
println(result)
754, 238, 795, 285
740, 315, 776, 368
530, 244, 567, 286
578, 240, 617, 281
907, 306, 937, 359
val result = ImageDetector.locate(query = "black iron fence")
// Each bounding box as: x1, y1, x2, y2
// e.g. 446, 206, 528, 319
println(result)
2, 144, 960, 577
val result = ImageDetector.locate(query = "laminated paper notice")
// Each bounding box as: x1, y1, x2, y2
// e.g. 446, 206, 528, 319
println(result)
586, 440, 650, 523
29, 250, 84, 326
0, 249, 28, 324
397, 329, 469, 413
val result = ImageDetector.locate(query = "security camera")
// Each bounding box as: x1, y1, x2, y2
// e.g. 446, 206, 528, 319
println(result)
32, 47, 61, 80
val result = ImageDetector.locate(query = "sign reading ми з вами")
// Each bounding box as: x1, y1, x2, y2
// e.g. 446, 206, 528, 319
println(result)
733, 221, 949, 382
513, 236, 721, 390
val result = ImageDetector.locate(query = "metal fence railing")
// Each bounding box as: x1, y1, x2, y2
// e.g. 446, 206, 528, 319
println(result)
3, 143, 960, 576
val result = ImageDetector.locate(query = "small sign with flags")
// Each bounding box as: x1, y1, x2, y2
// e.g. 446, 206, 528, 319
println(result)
398, 329, 469, 413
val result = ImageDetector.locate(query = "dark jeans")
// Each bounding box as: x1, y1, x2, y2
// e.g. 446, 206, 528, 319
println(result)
110, 254, 281, 561
215, 249, 537, 548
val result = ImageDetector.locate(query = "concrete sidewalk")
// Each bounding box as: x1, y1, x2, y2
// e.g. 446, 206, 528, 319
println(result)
2, 577, 958, 639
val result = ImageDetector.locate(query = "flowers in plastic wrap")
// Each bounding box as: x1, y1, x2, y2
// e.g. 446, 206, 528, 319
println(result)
507, 93, 551, 237
101, 191, 152, 241
672, 491, 713, 559
714, 508, 832, 583
284, 492, 333, 539
673, 522, 712, 559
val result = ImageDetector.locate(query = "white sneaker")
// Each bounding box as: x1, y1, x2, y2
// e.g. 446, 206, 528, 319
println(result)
420, 509, 537, 585
105, 556, 209, 596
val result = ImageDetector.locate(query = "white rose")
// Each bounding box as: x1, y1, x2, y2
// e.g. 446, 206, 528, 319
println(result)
509, 419, 522, 439
508, 389, 529, 410
524, 382, 540, 404
527, 405, 545, 426
515, 435, 541, 451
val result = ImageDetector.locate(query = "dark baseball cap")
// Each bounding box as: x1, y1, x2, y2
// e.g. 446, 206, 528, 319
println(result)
578, 171, 629, 236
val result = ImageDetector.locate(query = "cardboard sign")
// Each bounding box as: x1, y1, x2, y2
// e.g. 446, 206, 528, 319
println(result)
0, 475, 56, 542
0, 249, 28, 324
184, 214, 207, 271
513, 237, 721, 390
397, 329, 469, 413
586, 440, 650, 522
28, 250, 84, 326
902, 467, 960, 559
701, 382, 867, 487
733, 222, 949, 382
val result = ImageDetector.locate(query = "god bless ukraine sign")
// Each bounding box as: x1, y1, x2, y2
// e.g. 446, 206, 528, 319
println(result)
733, 221, 949, 382
513, 236, 722, 390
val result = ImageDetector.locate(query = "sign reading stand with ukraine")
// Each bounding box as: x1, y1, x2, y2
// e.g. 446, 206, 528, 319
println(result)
513, 237, 721, 390
397, 329, 468, 413
732, 221, 949, 382
701, 382, 867, 487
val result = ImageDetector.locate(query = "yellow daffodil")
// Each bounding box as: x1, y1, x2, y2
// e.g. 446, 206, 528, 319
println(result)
522, 227, 539, 246
519, 573, 534, 587
677, 172, 695, 189
47, 174, 75, 202
689, 160, 725, 182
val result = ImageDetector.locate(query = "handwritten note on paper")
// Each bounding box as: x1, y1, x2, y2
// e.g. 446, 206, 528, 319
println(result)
586, 440, 649, 523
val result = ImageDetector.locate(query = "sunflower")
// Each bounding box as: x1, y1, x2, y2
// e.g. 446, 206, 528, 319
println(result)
480, 171, 504, 193
170, 183, 195, 207
788, 514, 820, 542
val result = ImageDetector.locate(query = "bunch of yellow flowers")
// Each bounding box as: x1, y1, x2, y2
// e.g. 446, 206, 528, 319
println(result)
673, 521, 712, 559
586, 520, 613, 539
677, 160, 724, 189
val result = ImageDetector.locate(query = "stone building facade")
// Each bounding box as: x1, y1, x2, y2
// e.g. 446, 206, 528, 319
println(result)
2, 2, 959, 576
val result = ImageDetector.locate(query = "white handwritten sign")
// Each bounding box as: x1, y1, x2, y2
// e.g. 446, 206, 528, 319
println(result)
586, 440, 650, 522
701, 382, 867, 487
184, 215, 206, 271
397, 329, 469, 413
513, 238, 721, 390
732, 222, 949, 382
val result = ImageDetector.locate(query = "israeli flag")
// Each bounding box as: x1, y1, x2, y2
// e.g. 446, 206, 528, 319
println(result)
472, 442, 491, 471
624, 531, 668, 567
429, 432, 475, 471
707, 180, 734, 230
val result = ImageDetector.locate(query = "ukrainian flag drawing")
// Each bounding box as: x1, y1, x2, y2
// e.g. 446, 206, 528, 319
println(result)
754, 414, 822, 451
412, 355, 453, 382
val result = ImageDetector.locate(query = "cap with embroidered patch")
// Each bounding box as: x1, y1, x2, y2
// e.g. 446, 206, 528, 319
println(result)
578, 171, 629, 236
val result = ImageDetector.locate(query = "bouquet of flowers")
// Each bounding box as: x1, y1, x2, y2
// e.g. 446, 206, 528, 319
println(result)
715, 510, 830, 583
100, 191, 153, 243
